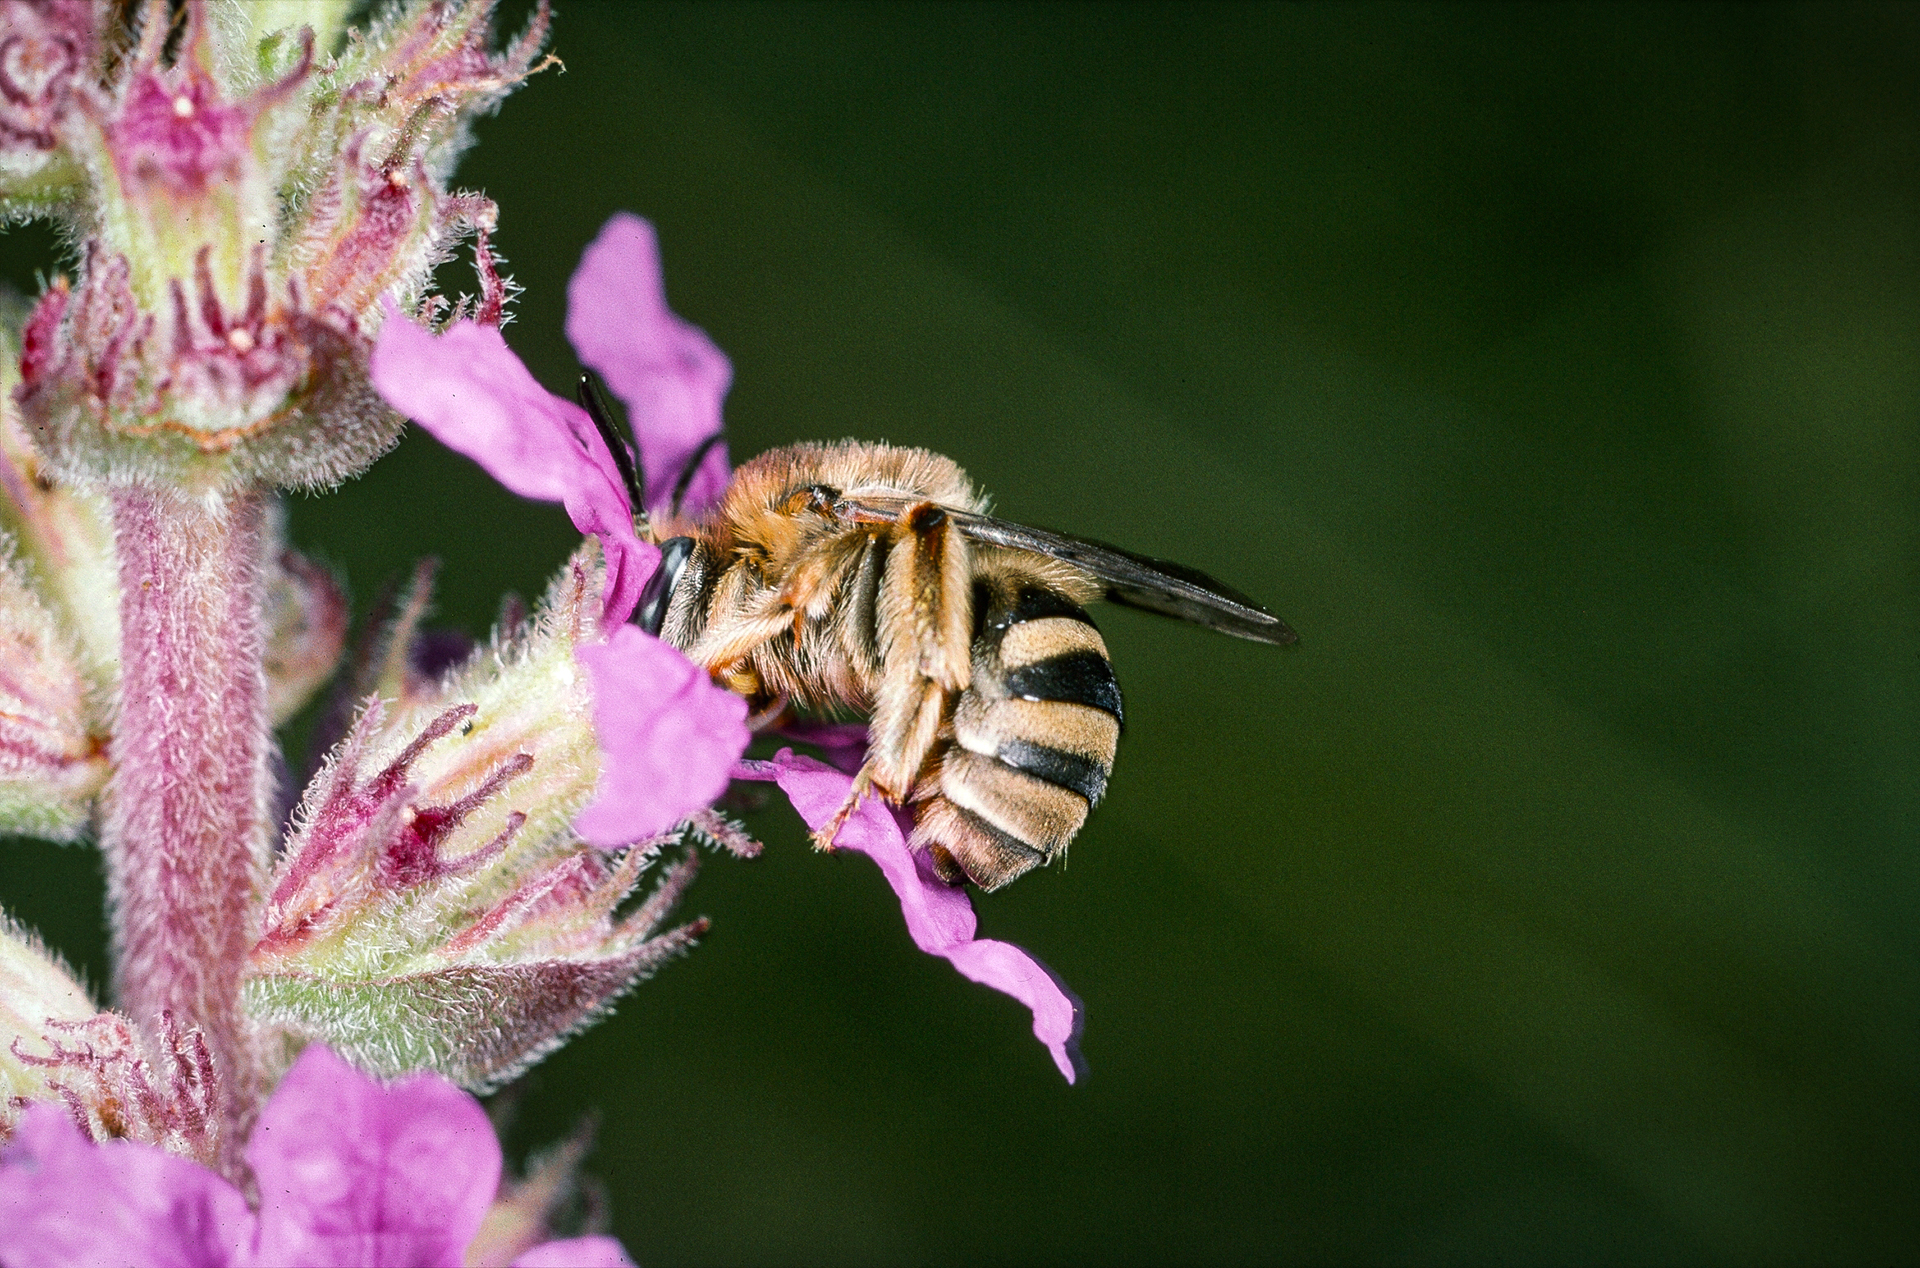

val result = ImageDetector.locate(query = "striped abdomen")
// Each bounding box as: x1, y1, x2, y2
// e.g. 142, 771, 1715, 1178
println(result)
911, 585, 1123, 890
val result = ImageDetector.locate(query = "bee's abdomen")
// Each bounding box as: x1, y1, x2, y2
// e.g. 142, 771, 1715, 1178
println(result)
995, 737, 1108, 803
911, 586, 1122, 890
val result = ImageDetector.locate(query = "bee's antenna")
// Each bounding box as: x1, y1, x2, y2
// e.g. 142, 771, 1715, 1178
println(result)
576, 373, 647, 512
669, 432, 727, 518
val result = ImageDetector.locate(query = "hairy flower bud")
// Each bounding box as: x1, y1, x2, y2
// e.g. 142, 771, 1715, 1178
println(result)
0, 0, 99, 213
262, 540, 348, 727
0, 305, 118, 685
0, 536, 105, 841
245, 547, 738, 1090
13, 0, 548, 494
0, 917, 220, 1166
0, 915, 98, 1117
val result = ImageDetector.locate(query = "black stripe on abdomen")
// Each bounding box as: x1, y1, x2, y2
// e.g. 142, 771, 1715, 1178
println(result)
1004, 651, 1124, 724
950, 803, 1044, 869
1002, 586, 1098, 630
996, 738, 1109, 805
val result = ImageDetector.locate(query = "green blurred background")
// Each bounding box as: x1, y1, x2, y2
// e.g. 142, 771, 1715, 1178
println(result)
5, 2, 1919, 1262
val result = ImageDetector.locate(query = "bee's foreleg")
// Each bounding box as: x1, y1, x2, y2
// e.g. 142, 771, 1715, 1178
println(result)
684, 604, 792, 671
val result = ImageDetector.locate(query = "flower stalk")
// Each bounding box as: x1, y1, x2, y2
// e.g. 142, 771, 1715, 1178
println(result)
103, 483, 272, 1164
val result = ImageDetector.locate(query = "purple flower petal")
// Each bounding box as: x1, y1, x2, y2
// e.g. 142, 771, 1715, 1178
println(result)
370, 309, 655, 626
0, 1048, 639, 1267
573, 624, 751, 847
0, 1104, 254, 1267
774, 718, 870, 774
735, 750, 1083, 1082
249, 1045, 500, 1267
566, 213, 733, 516
512, 1237, 637, 1268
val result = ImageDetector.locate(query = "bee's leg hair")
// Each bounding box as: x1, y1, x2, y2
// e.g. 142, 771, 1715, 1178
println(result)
815, 502, 971, 851
684, 604, 794, 671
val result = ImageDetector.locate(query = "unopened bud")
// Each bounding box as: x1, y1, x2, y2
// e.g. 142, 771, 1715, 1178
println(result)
0, 915, 97, 1119
0, 917, 219, 1164
246, 545, 718, 1090
0, 1, 100, 214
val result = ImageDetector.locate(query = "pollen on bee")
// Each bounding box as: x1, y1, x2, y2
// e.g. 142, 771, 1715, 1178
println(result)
226, 328, 255, 353
171, 94, 194, 119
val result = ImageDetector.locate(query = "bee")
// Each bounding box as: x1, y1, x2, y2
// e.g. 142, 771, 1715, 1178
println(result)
581, 380, 1296, 890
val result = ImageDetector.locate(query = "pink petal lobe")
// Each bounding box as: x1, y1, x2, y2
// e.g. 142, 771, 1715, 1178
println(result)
371, 312, 576, 503
735, 751, 1084, 1082
560, 472, 656, 630
0, 1104, 254, 1267
512, 1236, 638, 1267
775, 718, 870, 774
573, 625, 751, 847
566, 213, 733, 516
370, 310, 654, 625
248, 1045, 502, 1267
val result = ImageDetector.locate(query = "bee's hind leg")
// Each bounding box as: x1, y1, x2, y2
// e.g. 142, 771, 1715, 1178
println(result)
810, 764, 876, 851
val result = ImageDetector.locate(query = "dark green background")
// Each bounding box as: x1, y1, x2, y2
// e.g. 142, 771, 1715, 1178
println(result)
5, 2, 1918, 1262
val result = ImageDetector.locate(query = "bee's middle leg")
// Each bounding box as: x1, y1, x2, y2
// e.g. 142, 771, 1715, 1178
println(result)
814, 502, 971, 849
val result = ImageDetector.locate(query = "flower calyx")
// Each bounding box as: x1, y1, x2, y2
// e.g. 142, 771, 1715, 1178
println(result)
12, 0, 551, 495
0, 0, 101, 214
245, 548, 740, 1091
1, 917, 221, 1167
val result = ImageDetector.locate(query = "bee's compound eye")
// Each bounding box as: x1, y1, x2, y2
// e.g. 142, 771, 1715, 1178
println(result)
636, 536, 696, 636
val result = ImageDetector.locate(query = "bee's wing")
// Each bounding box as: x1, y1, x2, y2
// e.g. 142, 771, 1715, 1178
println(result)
838, 496, 1297, 645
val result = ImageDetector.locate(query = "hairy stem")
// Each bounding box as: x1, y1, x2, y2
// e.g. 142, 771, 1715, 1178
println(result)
104, 485, 271, 1173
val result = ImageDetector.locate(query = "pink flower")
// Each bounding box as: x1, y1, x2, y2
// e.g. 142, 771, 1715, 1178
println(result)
0, 1045, 633, 1267
574, 625, 749, 847
370, 310, 655, 629
566, 213, 731, 517
369, 211, 733, 617
368, 216, 752, 849
736, 751, 1085, 1084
